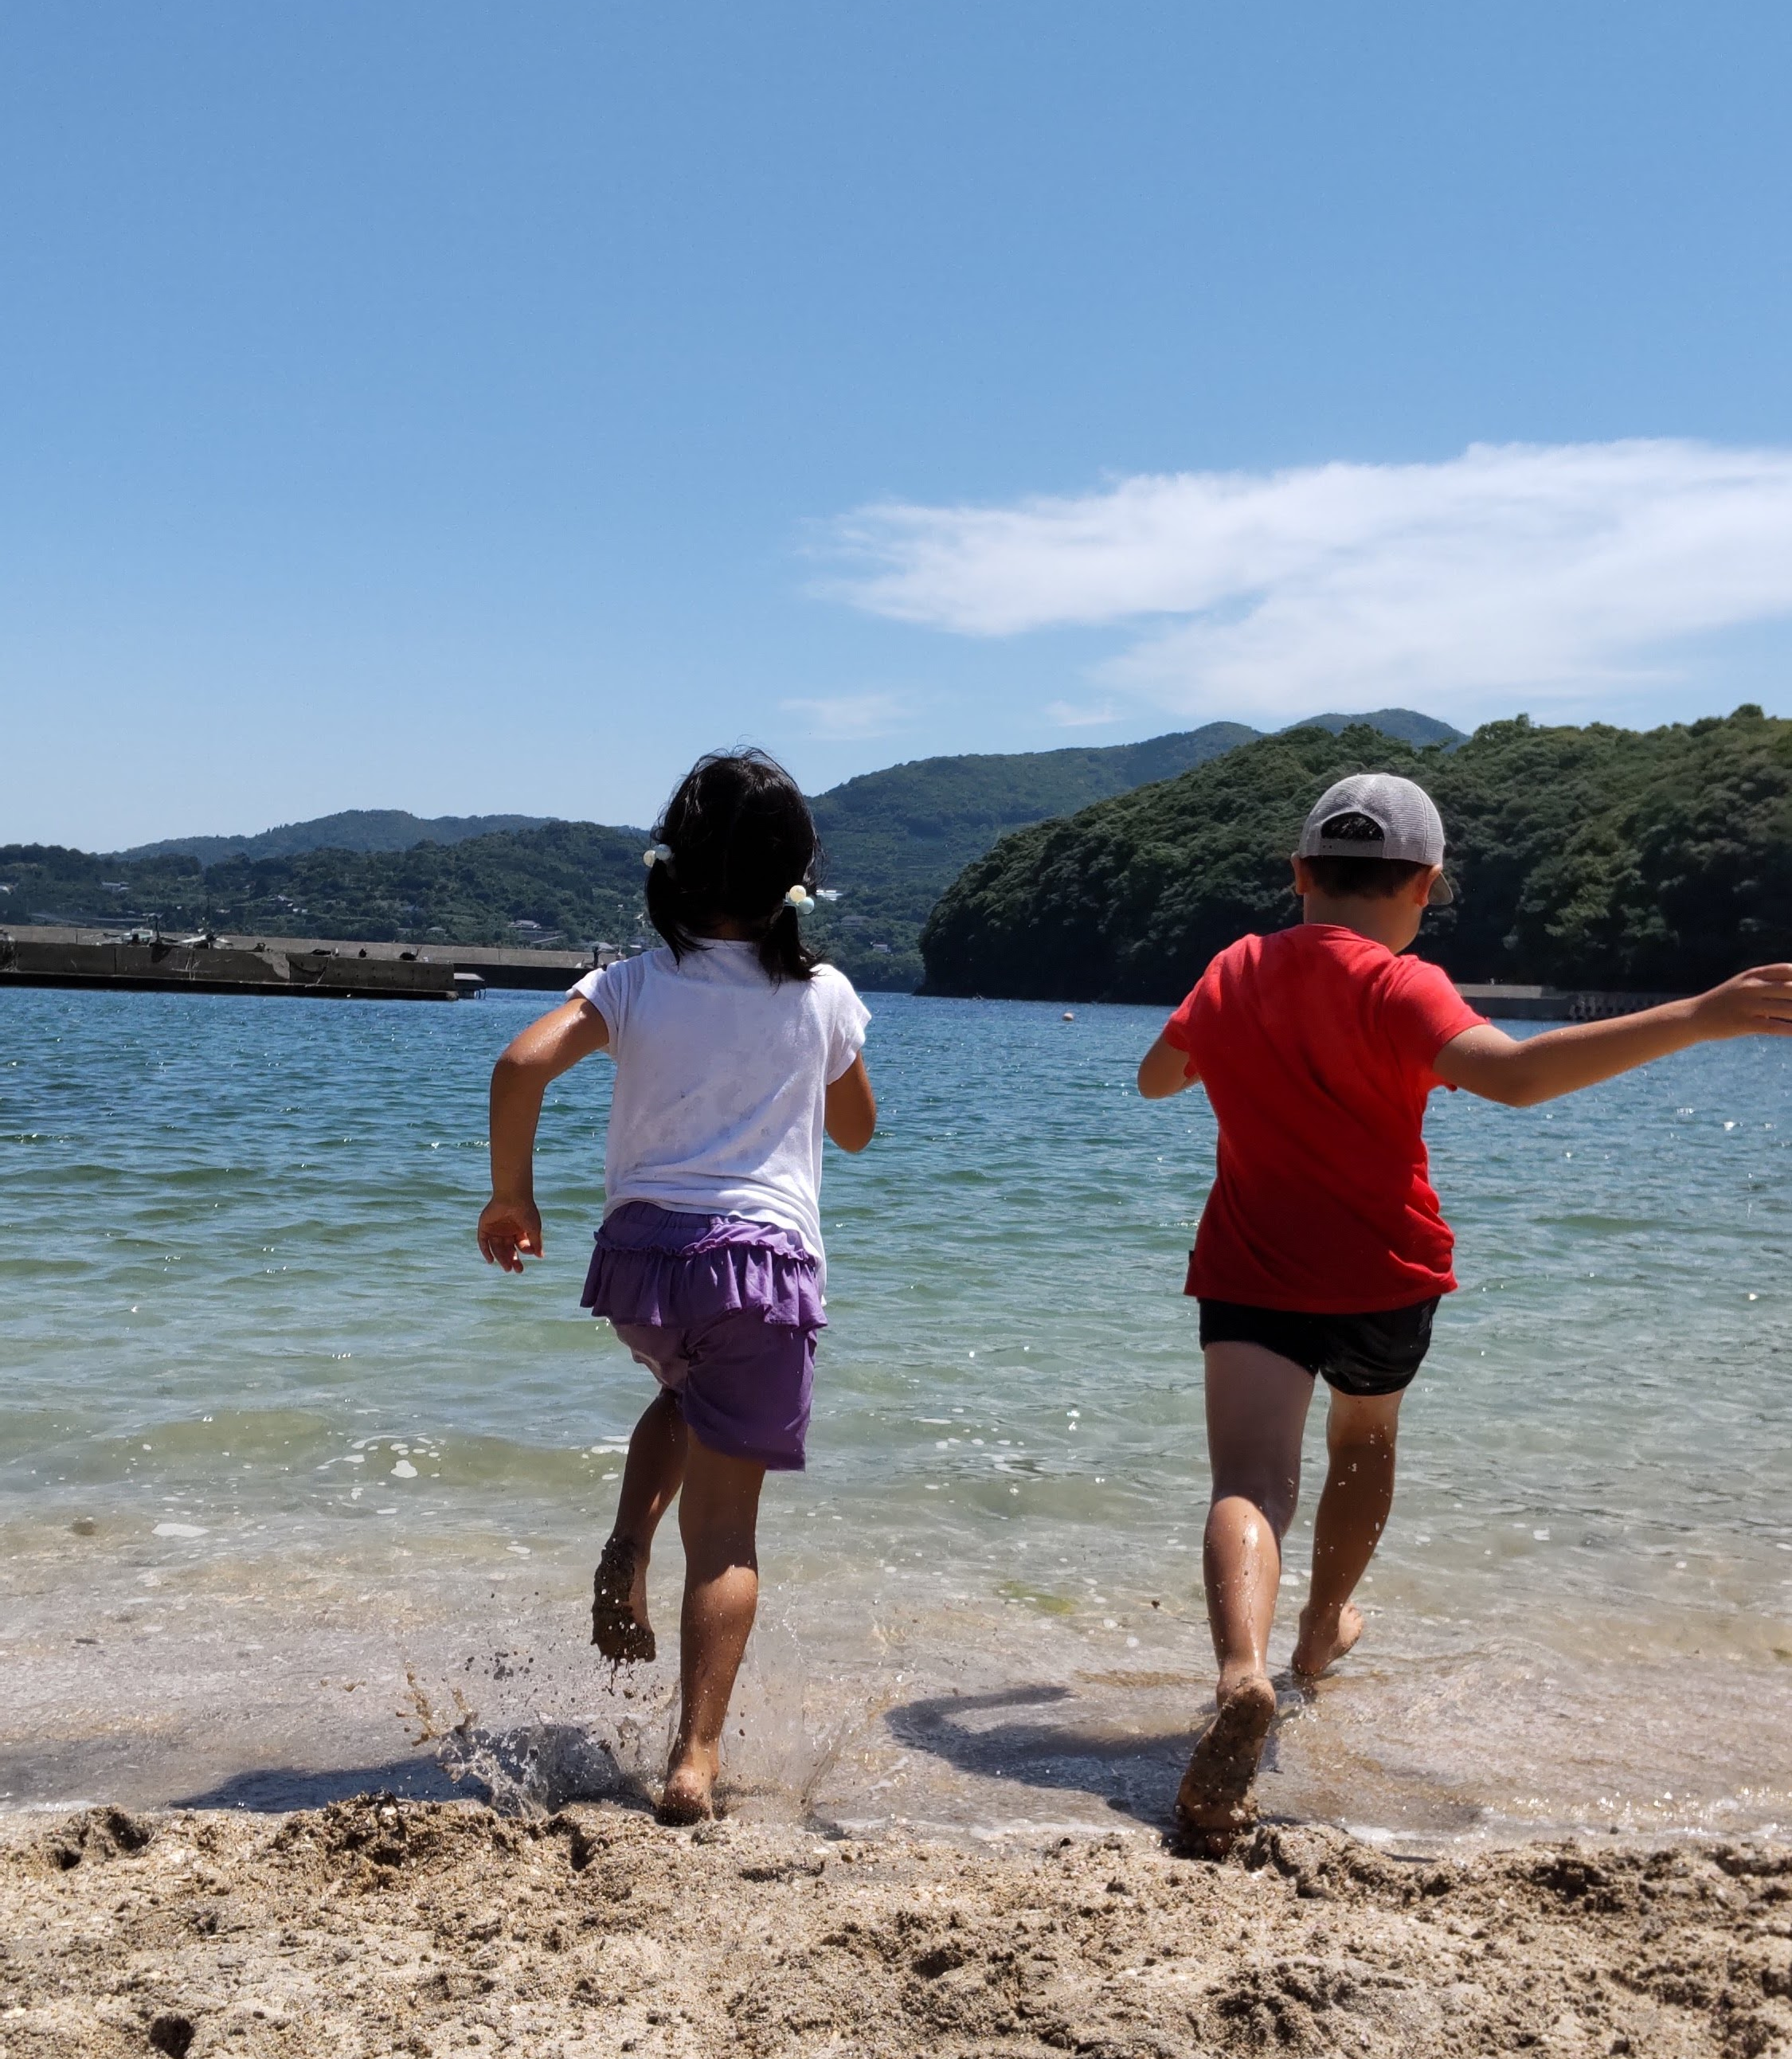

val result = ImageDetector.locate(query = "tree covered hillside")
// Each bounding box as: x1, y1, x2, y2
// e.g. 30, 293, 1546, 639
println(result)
804, 709, 1461, 987
0, 821, 648, 949
118, 808, 554, 865
2, 708, 1467, 981
918, 709, 1792, 1003
804, 721, 1258, 984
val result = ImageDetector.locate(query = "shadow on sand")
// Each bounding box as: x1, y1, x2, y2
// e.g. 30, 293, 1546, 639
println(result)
170, 1756, 478, 1811
882, 1684, 1227, 1830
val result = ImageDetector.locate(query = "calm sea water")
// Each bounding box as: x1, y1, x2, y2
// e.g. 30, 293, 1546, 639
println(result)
2, 983, 1788, 1846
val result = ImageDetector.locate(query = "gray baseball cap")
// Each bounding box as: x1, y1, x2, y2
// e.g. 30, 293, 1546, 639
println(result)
1297, 773, 1454, 906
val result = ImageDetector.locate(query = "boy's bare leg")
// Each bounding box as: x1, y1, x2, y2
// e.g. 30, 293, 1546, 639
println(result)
1293, 1388, 1403, 1680
593, 1389, 687, 1662
659, 1438, 766, 1823
1176, 1343, 1313, 1848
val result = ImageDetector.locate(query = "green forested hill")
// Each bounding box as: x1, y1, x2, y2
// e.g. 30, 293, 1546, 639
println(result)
5, 710, 1460, 983
804, 709, 1461, 985
118, 808, 554, 865
0, 821, 648, 950
918, 709, 1792, 1003
804, 721, 1257, 984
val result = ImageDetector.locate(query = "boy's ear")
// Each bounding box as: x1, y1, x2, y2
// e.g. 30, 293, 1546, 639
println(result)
1290, 854, 1311, 896
1411, 864, 1443, 907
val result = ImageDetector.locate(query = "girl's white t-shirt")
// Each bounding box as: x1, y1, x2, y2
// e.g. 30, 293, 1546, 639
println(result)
569, 942, 870, 1278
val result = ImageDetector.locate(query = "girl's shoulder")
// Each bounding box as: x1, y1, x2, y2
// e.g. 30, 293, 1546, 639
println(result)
806, 961, 867, 1009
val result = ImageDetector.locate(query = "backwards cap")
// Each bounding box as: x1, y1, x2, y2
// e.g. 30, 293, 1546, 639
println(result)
1297, 773, 1454, 906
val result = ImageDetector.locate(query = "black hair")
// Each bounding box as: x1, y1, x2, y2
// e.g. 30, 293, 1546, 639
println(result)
645, 749, 824, 983
1300, 810, 1432, 902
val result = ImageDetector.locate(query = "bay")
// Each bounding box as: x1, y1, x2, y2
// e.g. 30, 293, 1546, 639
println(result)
1, 984, 1787, 1845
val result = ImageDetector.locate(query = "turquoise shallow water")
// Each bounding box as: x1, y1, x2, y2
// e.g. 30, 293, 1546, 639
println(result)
1, 983, 1788, 1844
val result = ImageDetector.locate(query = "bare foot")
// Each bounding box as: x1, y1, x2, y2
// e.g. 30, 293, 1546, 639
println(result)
591, 1536, 655, 1665
656, 1746, 718, 1826
1173, 1673, 1277, 1857
1291, 1600, 1363, 1683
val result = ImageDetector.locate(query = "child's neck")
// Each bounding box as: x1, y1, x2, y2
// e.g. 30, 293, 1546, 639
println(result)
1299, 894, 1420, 953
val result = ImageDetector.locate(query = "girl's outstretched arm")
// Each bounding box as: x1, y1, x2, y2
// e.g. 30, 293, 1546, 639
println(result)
1434, 962, 1792, 1108
824, 1055, 876, 1153
478, 998, 611, 1271
1138, 1033, 1198, 1099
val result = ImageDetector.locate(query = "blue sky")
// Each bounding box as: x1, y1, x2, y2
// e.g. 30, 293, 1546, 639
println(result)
5, 2, 1791, 847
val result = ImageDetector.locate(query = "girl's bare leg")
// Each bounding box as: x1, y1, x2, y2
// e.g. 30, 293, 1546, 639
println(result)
593, 1389, 687, 1662
1292, 1388, 1403, 1679
1176, 1342, 1313, 1849
659, 1438, 766, 1823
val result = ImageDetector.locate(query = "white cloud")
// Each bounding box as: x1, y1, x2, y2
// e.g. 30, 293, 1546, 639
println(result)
778, 691, 908, 741
1045, 699, 1123, 728
826, 441, 1792, 719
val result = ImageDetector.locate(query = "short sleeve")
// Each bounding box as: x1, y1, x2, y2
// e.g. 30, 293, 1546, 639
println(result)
1380, 957, 1487, 1075
1160, 981, 1208, 1078
567, 956, 636, 1046
820, 969, 871, 1085
1162, 988, 1200, 1055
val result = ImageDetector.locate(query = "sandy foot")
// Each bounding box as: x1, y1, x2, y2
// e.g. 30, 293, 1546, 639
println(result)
1292, 1598, 1364, 1682
1174, 1673, 1277, 1857
6, 1797, 1787, 2057
657, 1752, 718, 1826
590, 1535, 655, 1666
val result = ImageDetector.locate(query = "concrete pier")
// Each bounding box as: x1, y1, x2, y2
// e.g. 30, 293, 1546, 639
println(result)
1455, 983, 1686, 1022
0, 925, 618, 997
1, 931, 462, 1000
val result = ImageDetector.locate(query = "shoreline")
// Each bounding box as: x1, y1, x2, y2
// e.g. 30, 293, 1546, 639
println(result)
6, 1795, 1789, 2056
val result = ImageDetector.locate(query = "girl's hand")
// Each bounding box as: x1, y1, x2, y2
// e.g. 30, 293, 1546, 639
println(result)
479, 1195, 543, 1272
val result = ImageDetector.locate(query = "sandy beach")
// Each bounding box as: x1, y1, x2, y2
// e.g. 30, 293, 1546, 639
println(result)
3, 1796, 1789, 2057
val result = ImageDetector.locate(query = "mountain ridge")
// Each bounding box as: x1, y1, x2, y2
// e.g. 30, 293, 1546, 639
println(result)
6, 710, 1466, 985
104, 710, 1465, 867
918, 709, 1791, 1002
115, 808, 558, 865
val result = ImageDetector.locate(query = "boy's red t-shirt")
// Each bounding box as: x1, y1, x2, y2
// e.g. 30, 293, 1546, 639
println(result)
1163, 924, 1487, 1314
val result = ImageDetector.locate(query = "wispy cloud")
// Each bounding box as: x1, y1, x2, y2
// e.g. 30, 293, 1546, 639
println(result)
779, 691, 908, 741
1045, 699, 1123, 728
826, 441, 1792, 718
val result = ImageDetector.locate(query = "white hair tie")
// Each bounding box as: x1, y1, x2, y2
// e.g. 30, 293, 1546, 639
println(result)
784, 884, 816, 915
643, 844, 673, 869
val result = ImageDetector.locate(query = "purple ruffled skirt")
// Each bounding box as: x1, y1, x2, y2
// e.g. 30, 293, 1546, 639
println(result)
581, 1203, 824, 1470
580, 1201, 825, 1332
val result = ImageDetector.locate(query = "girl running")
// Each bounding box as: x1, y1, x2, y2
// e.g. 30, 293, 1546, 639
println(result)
477, 750, 875, 1822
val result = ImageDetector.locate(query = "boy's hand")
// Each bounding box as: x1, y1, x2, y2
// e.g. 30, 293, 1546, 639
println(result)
1438, 960, 1792, 1106
1688, 963, 1792, 1040
479, 1196, 543, 1273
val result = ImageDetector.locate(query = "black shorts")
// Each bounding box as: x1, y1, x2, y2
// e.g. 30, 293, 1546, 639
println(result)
1196, 1297, 1438, 1398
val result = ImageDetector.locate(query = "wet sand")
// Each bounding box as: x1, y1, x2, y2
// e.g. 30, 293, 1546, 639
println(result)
4, 1796, 1789, 2056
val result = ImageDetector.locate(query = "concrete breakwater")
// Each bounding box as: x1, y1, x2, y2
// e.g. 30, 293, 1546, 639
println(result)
1455, 982, 1687, 1022
1, 931, 461, 1000
0, 926, 619, 1000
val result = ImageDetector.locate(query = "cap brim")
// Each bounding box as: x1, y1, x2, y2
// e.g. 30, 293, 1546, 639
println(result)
1428, 872, 1454, 907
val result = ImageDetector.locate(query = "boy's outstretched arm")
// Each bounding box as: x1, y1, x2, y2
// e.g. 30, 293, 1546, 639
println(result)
478, 998, 611, 1270
1434, 963, 1792, 1107
1138, 1033, 1199, 1099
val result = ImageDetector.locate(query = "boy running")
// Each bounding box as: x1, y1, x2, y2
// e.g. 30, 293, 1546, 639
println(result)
1136, 772, 1792, 1853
